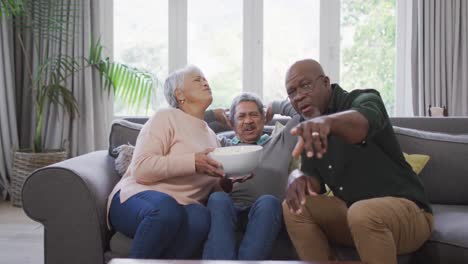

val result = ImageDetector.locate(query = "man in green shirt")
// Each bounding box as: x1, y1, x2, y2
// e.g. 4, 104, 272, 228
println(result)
282, 59, 433, 264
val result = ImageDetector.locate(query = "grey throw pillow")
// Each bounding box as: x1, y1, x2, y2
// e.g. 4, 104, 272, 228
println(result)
109, 120, 143, 158
113, 144, 135, 177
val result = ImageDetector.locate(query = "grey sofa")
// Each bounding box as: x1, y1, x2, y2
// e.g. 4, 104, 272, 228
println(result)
22, 117, 468, 264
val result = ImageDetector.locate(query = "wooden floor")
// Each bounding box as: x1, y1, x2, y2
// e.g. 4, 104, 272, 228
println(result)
0, 200, 43, 264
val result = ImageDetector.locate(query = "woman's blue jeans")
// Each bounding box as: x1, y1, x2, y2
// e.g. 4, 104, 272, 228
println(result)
109, 190, 210, 259
202, 192, 282, 260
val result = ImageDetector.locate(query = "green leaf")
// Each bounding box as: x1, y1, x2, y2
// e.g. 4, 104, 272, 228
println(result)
123, 73, 135, 103
44, 83, 78, 118
132, 77, 142, 110
87, 38, 157, 114
0, 0, 26, 18
145, 81, 153, 114
136, 79, 146, 111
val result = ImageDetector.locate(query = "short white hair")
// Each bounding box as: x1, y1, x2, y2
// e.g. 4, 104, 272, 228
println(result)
229, 92, 265, 121
164, 65, 204, 108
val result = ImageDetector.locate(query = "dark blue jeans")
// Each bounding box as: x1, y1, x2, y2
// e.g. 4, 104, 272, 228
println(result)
109, 190, 210, 259
202, 192, 282, 260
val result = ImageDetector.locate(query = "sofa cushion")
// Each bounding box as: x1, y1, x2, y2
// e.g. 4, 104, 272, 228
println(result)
109, 232, 132, 257
413, 204, 468, 264
403, 152, 430, 175
109, 120, 143, 158
113, 144, 135, 177
393, 126, 468, 205
429, 204, 468, 248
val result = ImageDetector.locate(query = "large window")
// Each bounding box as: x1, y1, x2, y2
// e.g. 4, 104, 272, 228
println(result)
113, 0, 396, 115
188, 0, 242, 108
264, 0, 320, 103
340, 0, 396, 115
114, 0, 168, 116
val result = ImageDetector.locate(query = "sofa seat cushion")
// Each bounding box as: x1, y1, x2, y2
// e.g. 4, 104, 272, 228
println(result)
429, 204, 468, 248
412, 204, 468, 263
110, 232, 132, 258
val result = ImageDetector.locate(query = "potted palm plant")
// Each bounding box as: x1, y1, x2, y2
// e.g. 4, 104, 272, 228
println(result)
1, 0, 155, 206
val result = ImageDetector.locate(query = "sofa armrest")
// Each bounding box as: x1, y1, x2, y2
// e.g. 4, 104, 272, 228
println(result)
22, 150, 120, 264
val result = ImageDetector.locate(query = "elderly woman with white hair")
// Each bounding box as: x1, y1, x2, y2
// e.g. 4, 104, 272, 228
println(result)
107, 65, 228, 259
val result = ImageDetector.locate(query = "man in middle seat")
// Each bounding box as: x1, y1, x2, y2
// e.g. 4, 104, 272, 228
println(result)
203, 92, 300, 260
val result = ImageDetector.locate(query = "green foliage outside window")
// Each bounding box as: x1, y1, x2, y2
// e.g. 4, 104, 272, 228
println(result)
341, 0, 396, 115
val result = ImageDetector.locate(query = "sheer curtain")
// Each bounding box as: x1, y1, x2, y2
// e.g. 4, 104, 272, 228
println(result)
0, 0, 113, 200
0, 16, 19, 199
41, 0, 113, 156
395, 0, 417, 116
396, 0, 468, 116
14, 0, 113, 157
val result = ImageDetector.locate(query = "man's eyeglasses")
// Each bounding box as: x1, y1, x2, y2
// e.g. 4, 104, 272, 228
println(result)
287, 75, 325, 99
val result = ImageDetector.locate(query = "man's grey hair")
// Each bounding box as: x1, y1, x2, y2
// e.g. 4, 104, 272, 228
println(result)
164, 65, 204, 108
229, 92, 265, 121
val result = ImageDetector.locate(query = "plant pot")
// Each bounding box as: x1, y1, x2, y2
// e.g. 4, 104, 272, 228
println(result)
10, 149, 68, 207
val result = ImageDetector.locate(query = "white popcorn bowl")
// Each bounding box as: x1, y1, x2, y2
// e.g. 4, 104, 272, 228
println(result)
209, 145, 263, 177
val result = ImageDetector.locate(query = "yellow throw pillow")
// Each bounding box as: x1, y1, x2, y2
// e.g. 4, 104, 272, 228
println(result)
403, 152, 430, 175
325, 184, 334, 197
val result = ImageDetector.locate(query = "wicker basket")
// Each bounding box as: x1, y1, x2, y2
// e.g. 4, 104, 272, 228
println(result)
10, 149, 68, 207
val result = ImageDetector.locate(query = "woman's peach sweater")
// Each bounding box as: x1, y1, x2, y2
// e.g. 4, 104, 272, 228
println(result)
107, 108, 221, 224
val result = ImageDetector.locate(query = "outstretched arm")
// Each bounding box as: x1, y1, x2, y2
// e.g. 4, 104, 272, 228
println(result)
291, 110, 369, 158
291, 92, 388, 159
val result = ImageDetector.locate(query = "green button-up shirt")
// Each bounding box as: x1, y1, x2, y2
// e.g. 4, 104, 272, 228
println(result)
301, 84, 432, 213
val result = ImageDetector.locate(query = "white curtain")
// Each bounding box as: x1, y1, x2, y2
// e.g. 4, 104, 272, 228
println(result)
0, 16, 19, 199
1, 0, 113, 199
42, 0, 113, 156
396, 0, 468, 116
15, 0, 113, 157
395, 0, 417, 116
